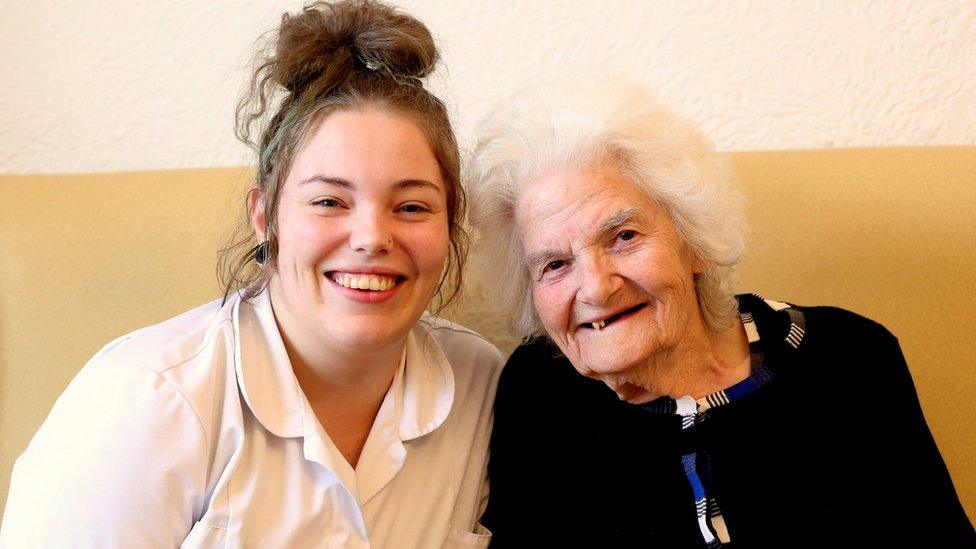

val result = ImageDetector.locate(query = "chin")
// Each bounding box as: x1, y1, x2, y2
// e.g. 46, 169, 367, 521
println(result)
579, 350, 648, 378
613, 383, 657, 404
587, 367, 657, 403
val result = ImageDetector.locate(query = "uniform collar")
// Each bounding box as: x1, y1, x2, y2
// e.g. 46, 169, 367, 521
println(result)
233, 290, 305, 438
232, 290, 455, 442
398, 318, 455, 441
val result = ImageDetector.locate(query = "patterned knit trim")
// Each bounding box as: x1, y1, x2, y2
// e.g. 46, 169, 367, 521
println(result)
682, 453, 720, 547
639, 295, 805, 417
758, 294, 806, 350
636, 295, 806, 548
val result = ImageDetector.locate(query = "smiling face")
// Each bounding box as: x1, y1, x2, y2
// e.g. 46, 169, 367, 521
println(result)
250, 108, 449, 359
516, 165, 705, 401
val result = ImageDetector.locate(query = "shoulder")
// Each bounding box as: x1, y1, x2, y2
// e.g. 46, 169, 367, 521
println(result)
790, 301, 899, 351
417, 314, 505, 382
500, 336, 582, 388
747, 296, 908, 395
2, 299, 246, 540
49, 297, 238, 428
496, 336, 620, 416
1, 303, 235, 542
418, 314, 504, 358
741, 294, 898, 352
89, 298, 232, 376
84, 298, 238, 408
54, 298, 241, 455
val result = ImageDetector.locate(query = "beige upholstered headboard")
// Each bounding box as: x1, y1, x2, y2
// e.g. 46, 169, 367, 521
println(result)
2, 147, 973, 521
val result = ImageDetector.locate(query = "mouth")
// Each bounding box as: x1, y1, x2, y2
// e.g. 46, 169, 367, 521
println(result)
579, 303, 648, 331
327, 272, 406, 292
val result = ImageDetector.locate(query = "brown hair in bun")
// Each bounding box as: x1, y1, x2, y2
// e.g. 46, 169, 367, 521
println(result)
221, 0, 466, 312
272, 0, 437, 96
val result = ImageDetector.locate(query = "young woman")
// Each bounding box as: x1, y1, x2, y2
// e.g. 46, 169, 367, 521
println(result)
0, 2, 501, 547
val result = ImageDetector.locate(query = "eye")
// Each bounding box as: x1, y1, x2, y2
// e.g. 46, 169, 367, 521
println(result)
398, 202, 431, 215
544, 259, 566, 273
311, 197, 341, 208
617, 229, 637, 242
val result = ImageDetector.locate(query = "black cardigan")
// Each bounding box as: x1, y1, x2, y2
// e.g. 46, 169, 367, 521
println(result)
482, 295, 974, 548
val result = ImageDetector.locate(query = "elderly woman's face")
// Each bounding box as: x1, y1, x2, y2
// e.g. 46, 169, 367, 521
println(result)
516, 165, 704, 402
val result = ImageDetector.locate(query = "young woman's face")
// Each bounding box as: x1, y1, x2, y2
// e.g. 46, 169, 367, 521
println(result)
252, 108, 450, 356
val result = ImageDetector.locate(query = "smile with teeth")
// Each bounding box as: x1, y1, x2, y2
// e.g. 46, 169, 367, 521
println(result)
330, 272, 401, 291
584, 303, 647, 330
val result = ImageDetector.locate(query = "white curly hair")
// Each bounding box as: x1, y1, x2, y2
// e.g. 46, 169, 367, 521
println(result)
465, 77, 748, 339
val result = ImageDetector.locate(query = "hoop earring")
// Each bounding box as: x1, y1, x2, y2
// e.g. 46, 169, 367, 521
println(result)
253, 241, 270, 264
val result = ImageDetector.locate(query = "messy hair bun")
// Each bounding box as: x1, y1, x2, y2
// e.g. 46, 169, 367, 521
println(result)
274, 0, 437, 96
236, 0, 440, 149
223, 0, 467, 313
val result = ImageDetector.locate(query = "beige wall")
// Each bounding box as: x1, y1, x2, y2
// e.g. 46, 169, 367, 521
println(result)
2, 0, 975, 174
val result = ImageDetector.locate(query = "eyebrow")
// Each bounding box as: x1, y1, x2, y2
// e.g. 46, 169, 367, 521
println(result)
522, 250, 563, 271
297, 175, 351, 188
520, 208, 643, 271
297, 175, 442, 193
599, 207, 641, 233
393, 179, 443, 193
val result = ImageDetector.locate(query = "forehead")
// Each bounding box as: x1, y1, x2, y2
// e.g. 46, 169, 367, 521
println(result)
516, 166, 657, 246
286, 108, 444, 190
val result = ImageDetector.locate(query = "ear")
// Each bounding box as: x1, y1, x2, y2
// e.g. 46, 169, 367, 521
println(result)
247, 188, 267, 242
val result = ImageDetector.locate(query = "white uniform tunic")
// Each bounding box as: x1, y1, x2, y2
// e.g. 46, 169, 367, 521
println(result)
0, 291, 503, 548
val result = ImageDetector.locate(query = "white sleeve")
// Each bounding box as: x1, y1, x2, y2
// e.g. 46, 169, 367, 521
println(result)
0, 361, 209, 548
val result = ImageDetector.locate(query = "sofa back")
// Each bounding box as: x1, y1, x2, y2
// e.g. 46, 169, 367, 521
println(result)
2, 148, 974, 520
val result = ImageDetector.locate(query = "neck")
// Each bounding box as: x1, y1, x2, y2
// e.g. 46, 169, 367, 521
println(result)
278, 321, 405, 469
266, 281, 406, 400
287, 340, 404, 404
266, 285, 408, 468
641, 312, 751, 401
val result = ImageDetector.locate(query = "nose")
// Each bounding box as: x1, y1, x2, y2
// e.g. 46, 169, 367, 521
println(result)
349, 207, 392, 256
575, 252, 621, 306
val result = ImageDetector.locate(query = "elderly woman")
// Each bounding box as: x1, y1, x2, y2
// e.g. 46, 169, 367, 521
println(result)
467, 80, 974, 548
1, 2, 500, 547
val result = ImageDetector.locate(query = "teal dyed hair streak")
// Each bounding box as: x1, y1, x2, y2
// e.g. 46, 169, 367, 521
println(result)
259, 107, 304, 177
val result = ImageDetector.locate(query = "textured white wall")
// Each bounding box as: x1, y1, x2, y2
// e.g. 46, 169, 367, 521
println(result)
1, 0, 974, 174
